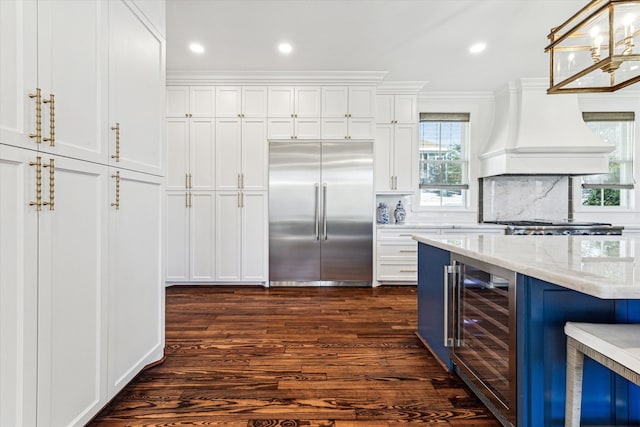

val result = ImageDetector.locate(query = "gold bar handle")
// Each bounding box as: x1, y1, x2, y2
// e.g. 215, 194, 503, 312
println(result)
399, 250, 417, 253
111, 171, 120, 210
237, 173, 241, 189
241, 191, 244, 208
28, 88, 42, 143
28, 156, 42, 211
188, 192, 192, 208
400, 269, 417, 273
111, 123, 120, 162
42, 94, 55, 146
237, 191, 241, 208
189, 173, 193, 189
42, 158, 55, 210
241, 173, 244, 189
185, 192, 189, 208
185, 173, 189, 189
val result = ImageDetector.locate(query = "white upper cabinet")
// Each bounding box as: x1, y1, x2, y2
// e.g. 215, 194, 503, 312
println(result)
165, 117, 215, 191
376, 94, 417, 124
322, 86, 376, 118
217, 86, 267, 118
216, 117, 267, 190
36, 0, 109, 164
268, 86, 321, 118
166, 86, 215, 118
109, 0, 164, 175
0, 0, 37, 150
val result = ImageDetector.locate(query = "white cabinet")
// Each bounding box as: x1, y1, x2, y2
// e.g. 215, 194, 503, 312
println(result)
166, 118, 215, 191
108, 169, 163, 397
321, 86, 375, 140
267, 117, 322, 140
0, 0, 37, 150
0, 144, 39, 427
216, 118, 267, 191
216, 86, 267, 118
215, 191, 267, 282
267, 86, 321, 118
376, 228, 432, 283
109, 0, 164, 175
36, 154, 109, 427
1, 0, 165, 424
376, 94, 417, 124
375, 123, 417, 192
166, 86, 215, 118
166, 191, 216, 282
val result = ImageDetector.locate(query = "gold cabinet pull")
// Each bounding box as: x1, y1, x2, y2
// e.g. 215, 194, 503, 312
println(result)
189, 173, 193, 189
241, 191, 244, 208
185, 173, 189, 189
400, 269, 417, 273
185, 192, 189, 208
28, 88, 42, 143
111, 171, 120, 210
42, 94, 55, 146
42, 158, 55, 210
237, 191, 241, 208
237, 173, 241, 189
240, 173, 244, 189
111, 123, 120, 162
399, 250, 417, 253
189, 192, 192, 208
28, 156, 42, 211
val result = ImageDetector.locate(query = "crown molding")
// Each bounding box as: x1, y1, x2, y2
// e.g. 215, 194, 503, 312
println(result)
376, 81, 427, 95
166, 70, 388, 86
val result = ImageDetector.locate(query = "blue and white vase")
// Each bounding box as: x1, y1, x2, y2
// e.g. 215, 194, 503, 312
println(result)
376, 203, 389, 224
393, 200, 406, 224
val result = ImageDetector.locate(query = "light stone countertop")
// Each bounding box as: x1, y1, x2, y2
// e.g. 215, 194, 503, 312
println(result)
413, 234, 640, 299
376, 223, 507, 230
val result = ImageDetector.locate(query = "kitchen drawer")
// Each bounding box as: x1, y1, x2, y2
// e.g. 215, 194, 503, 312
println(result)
377, 241, 418, 260
377, 228, 437, 241
377, 262, 418, 282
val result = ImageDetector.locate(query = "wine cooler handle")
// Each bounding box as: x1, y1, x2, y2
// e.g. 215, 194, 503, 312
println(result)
444, 265, 454, 348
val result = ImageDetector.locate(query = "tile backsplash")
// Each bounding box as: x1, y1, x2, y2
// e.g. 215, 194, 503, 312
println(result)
482, 175, 569, 222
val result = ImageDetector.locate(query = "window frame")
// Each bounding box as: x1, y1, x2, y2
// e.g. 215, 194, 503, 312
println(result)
415, 112, 470, 209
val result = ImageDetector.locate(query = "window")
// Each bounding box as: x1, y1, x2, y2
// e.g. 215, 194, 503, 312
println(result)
581, 112, 634, 207
418, 113, 469, 207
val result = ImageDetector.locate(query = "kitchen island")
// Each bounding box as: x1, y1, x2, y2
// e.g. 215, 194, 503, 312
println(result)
414, 234, 640, 427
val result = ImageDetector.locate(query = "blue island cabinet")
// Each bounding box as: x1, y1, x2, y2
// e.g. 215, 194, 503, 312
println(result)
417, 241, 640, 427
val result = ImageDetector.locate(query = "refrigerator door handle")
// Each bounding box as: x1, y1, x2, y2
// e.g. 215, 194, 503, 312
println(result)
322, 183, 328, 240
314, 183, 320, 240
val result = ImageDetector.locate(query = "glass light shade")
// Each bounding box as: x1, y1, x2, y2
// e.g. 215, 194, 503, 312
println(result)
546, 0, 640, 93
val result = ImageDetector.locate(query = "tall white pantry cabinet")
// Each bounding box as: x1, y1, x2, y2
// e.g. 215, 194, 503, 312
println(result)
0, 1, 166, 426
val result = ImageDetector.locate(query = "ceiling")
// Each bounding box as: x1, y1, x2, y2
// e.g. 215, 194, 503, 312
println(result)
166, 0, 589, 92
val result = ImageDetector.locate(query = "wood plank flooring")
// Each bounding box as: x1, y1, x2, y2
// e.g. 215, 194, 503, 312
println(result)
89, 286, 500, 426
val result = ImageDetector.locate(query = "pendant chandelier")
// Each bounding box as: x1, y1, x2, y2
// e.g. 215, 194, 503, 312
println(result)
546, 0, 640, 93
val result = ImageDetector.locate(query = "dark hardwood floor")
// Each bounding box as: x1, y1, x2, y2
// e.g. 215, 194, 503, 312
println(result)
89, 285, 500, 426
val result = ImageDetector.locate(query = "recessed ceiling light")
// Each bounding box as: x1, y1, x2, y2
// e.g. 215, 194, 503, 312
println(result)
278, 42, 293, 54
469, 42, 487, 54
189, 43, 205, 54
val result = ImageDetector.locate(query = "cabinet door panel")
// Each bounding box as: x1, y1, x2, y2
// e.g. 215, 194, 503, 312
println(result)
166, 86, 189, 117
0, 145, 38, 426
394, 95, 417, 124
215, 86, 241, 118
0, 0, 37, 149
190, 118, 215, 190
165, 119, 188, 191
190, 192, 216, 281
190, 86, 215, 117
242, 87, 268, 117
348, 87, 376, 117
267, 87, 294, 117
108, 169, 163, 397
215, 192, 241, 281
321, 86, 348, 118
375, 95, 394, 124
295, 87, 321, 117
166, 192, 189, 281
375, 124, 393, 191
321, 118, 348, 140
242, 192, 267, 281
37, 0, 108, 164
109, 0, 164, 175
394, 124, 417, 191
241, 119, 267, 190
267, 118, 294, 140
37, 155, 108, 427
215, 118, 241, 190
295, 118, 322, 140
348, 118, 375, 140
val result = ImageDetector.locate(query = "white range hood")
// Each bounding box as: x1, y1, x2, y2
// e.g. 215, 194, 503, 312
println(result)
479, 78, 613, 178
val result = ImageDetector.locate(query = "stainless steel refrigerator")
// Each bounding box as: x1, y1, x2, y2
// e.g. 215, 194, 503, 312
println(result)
269, 140, 373, 286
